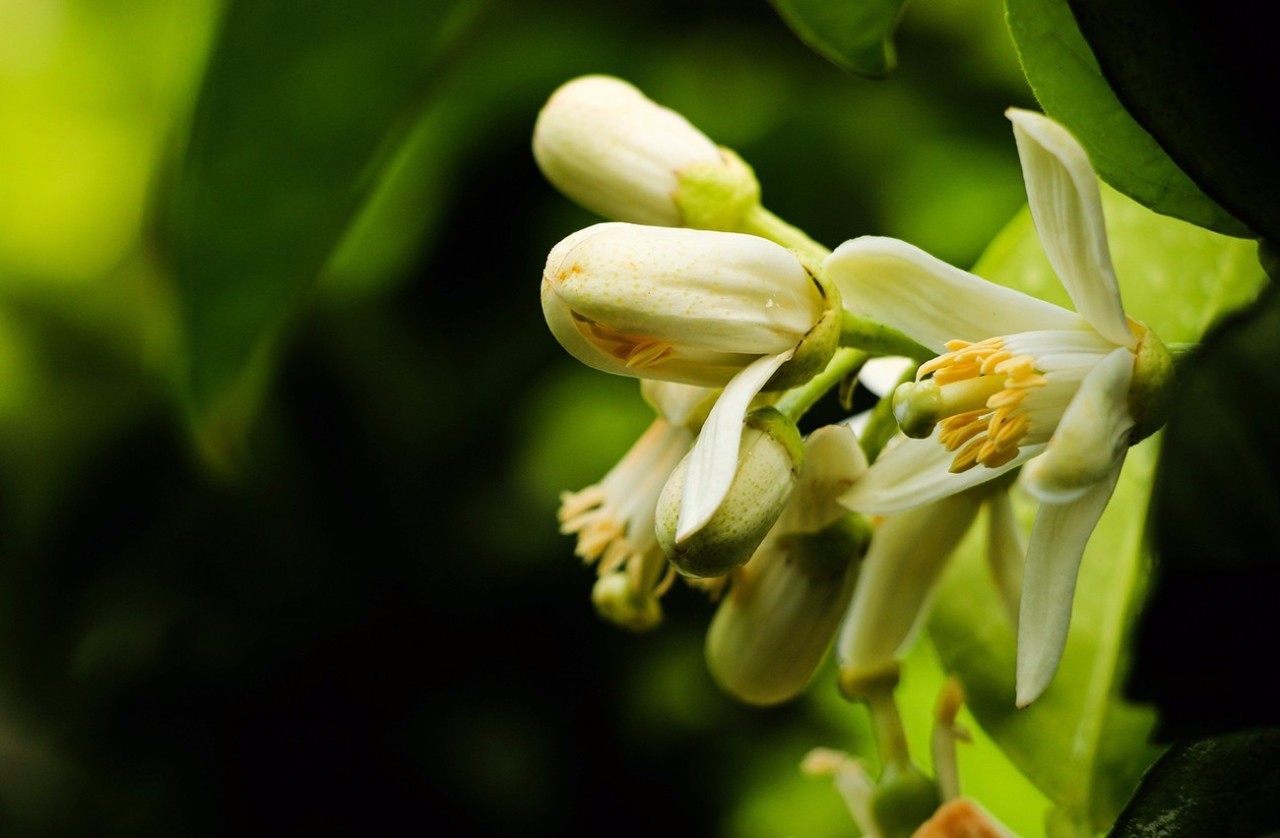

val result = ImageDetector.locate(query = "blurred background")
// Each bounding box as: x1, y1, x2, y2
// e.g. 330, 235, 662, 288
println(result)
0, 0, 1040, 833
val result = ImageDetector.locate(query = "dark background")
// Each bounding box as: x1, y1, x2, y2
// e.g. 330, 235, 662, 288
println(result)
0, 0, 1034, 833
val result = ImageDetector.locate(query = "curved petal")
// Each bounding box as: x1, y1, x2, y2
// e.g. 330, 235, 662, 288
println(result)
838, 431, 1043, 515
1007, 109, 1134, 349
824, 236, 1087, 352
835, 491, 983, 676
781, 424, 869, 534
677, 351, 791, 541
1015, 456, 1124, 707
1021, 347, 1135, 504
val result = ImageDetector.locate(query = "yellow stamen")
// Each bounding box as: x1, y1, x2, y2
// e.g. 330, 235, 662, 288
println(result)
573, 315, 676, 369
916, 338, 1046, 473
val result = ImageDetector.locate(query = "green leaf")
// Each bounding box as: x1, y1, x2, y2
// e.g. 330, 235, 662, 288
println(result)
1110, 728, 1280, 836
166, 0, 483, 472
767, 0, 909, 79
1135, 282, 1280, 741
1066, 1, 1279, 245
927, 185, 1265, 830
1006, 0, 1249, 238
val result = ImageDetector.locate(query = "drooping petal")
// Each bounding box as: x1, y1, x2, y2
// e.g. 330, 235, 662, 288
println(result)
824, 236, 1088, 352
839, 431, 1043, 515
835, 491, 983, 678
1015, 456, 1125, 708
1021, 346, 1135, 504
677, 351, 792, 541
1007, 109, 1134, 349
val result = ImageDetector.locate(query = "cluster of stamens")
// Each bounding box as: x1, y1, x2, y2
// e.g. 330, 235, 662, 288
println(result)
559, 486, 679, 600
573, 314, 676, 369
916, 336, 1047, 473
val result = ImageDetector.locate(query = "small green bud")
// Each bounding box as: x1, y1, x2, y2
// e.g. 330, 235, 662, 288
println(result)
656, 408, 803, 578
870, 763, 942, 838
1127, 321, 1173, 444
673, 148, 762, 231
591, 573, 663, 632
892, 378, 943, 439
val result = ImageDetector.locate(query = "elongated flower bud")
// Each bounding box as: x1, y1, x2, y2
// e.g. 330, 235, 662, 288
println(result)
705, 424, 872, 705
655, 408, 803, 578
532, 75, 759, 227
707, 513, 870, 705
542, 222, 840, 390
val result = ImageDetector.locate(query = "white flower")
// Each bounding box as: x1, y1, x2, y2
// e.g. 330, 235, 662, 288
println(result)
532, 75, 757, 227
827, 108, 1171, 706
558, 380, 715, 630
543, 221, 841, 543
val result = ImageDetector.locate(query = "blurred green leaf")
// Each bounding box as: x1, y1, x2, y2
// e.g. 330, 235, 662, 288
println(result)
1006, 0, 1249, 238
1135, 281, 1280, 740
166, 0, 484, 471
1109, 728, 1280, 836
927, 184, 1265, 831
767, 0, 908, 79
1067, 1, 1278, 244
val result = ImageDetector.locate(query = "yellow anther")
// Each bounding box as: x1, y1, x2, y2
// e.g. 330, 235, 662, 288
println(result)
979, 349, 1013, 375
625, 338, 676, 368
986, 388, 1027, 409
915, 336, 1048, 473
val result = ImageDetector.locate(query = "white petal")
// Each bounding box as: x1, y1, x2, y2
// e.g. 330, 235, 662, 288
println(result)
1021, 347, 1135, 504
858, 355, 913, 398
640, 379, 719, 428
839, 431, 1043, 515
836, 491, 983, 675
824, 236, 1088, 352
677, 352, 792, 541
1015, 456, 1124, 707
780, 424, 869, 534
1007, 109, 1134, 348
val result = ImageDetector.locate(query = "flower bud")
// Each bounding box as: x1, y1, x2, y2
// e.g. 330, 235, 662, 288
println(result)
870, 763, 942, 838
591, 572, 663, 632
656, 408, 803, 578
542, 222, 838, 389
706, 513, 870, 705
532, 75, 759, 227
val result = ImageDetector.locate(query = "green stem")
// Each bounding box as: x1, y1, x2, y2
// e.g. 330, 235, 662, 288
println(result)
859, 363, 918, 464
841, 311, 935, 362
775, 348, 868, 421
865, 680, 912, 772
740, 204, 831, 265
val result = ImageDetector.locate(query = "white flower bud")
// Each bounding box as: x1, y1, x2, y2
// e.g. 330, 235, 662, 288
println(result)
706, 514, 870, 705
655, 408, 803, 578
532, 75, 758, 227
541, 222, 839, 389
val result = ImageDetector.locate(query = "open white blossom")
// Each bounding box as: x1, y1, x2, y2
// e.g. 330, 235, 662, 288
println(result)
827, 109, 1171, 706
559, 380, 716, 630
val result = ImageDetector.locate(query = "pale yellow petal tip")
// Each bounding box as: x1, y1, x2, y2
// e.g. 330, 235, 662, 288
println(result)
1014, 676, 1047, 710
911, 797, 1015, 838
